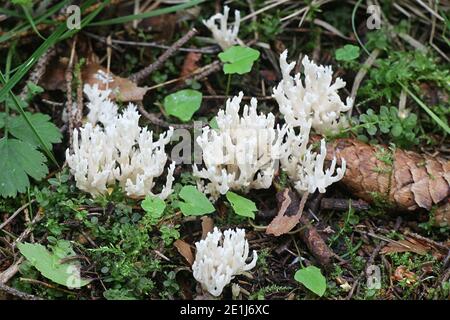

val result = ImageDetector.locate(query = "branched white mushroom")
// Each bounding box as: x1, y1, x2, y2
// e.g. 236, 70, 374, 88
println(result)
280, 124, 346, 195
194, 92, 287, 199
66, 84, 175, 199
273, 50, 352, 135
192, 227, 257, 297
203, 5, 240, 50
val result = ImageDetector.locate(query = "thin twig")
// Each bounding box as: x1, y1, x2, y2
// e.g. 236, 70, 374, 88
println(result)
19, 48, 56, 100
348, 48, 380, 115
0, 257, 23, 284
0, 282, 43, 300
65, 37, 78, 152
83, 32, 219, 54
0, 200, 35, 230
137, 103, 192, 129
129, 28, 198, 84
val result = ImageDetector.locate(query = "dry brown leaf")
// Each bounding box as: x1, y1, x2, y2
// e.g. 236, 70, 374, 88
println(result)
39, 57, 68, 91
137, 14, 177, 42
180, 52, 202, 78
82, 62, 148, 102
266, 189, 301, 236
381, 237, 432, 255
200, 216, 214, 240
393, 266, 416, 284
174, 239, 194, 266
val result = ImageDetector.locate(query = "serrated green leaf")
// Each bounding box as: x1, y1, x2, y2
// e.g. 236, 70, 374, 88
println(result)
0, 138, 48, 198
164, 89, 203, 122
141, 195, 166, 224
218, 46, 260, 75
178, 186, 215, 216
335, 44, 360, 62
18, 241, 90, 288
8, 112, 62, 149
226, 191, 257, 219
294, 266, 326, 297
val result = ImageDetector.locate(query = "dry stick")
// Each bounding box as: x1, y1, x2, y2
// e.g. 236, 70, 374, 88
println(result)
129, 28, 198, 84
0, 213, 44, 284
203, 95, 273, 101
12, 211, 44, 250
0, 282, 43, 300
83, 32, 218, 54
65, 37, 78, 152
0, 257, 23, 284
19, 48, 56, 100
0, 200, 35, 230
348, 48, 380, 116
137, 103, 192, 129
75, 59, 84, 127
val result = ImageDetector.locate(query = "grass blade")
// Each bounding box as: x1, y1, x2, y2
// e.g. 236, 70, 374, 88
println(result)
0, 23, 67, 101
89, 0, 204, 26
399, 83, 450, 135
0, 71, 59, 167
0, 0, 70, 43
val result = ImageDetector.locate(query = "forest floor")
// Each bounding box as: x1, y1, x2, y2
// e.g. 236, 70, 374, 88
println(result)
0, 0, 449, 300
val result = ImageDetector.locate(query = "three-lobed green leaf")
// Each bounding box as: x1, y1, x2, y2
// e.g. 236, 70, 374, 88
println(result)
178, 185, 215, 216
0, 138, 48, 197
8, 112, 62, 149
294, 266, 327, 297
164, 89, 203, 122
226, 191, 257, 219
218, 46, 260, 75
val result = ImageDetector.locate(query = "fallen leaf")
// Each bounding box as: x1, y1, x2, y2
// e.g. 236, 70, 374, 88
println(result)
174, 239, 194, 266
381, 236, 436, 255
137, 14, 177, 42
180, 52, 202, 78
82, 62, 148, 102
40, 54, 149, 102
266, 189, 301, 236
39, 57, 68, 91
201, 216, 214, 240
393, 266, 416, 284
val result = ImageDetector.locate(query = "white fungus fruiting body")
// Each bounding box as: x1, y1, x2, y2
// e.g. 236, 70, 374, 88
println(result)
273, 50, 352, 135
203, 5, 241, 50
280, 124, 346, 195
192, 227, 257, 297
194, 92, 287, 199
66, 84, 175, 199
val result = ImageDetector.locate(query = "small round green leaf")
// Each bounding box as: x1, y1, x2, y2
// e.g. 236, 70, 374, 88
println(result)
335, 44, 360, 62
294, 266, 327, 297
226, 191, 257, 219
164, 89, 203, 122
218, 46, 260, 75
178, 185, 215, 216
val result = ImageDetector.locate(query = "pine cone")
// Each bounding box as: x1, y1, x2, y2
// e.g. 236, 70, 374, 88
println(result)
323, 138, 450, 219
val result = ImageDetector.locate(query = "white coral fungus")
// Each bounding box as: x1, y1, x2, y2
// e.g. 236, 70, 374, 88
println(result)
194, 92, 286, 199
66, 84, 175, 199
192, 227, 257, 297
280, 122, 346, 195
273, 50, 352, 135
203, 5, 240, 50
